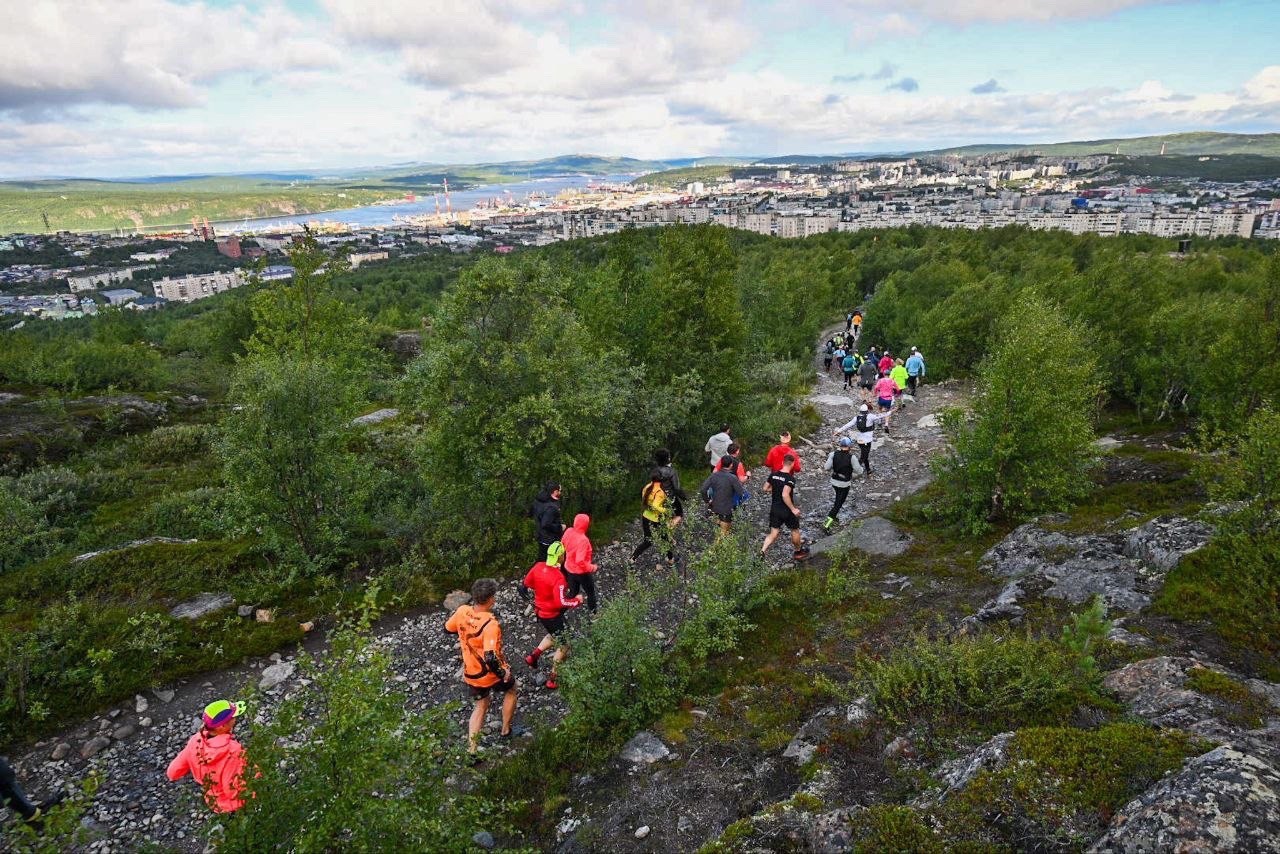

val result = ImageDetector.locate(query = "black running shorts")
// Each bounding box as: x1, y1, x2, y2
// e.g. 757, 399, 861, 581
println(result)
769, 508, 800, 531
538, 613, 567, 636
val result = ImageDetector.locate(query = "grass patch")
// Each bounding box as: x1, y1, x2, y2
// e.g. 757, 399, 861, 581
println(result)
1185, 666, 1274, 727
939, 723, 1204, 848
859, 633, 1104, 734
1155, 534, 1280, 678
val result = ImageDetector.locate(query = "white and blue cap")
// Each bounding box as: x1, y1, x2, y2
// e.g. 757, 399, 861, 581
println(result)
839, 437, 852, 447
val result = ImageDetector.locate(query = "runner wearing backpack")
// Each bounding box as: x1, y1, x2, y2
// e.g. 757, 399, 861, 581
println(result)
836, 404, 886, 477
631, 474, 674, 563
762, 454, 808, 561
822, 437, 856, 533
823, 338, 836, 373
445, 578, 520, 754
841, 350, 858, 390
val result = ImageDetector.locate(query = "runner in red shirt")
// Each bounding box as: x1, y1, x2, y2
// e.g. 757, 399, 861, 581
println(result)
519, 542, 582, 690
764, 431, 803, 473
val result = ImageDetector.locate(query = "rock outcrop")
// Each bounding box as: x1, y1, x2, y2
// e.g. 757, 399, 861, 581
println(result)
1103, 657, 1280, 763
1089, 746, 1280, 853
977, 515, 1211, 614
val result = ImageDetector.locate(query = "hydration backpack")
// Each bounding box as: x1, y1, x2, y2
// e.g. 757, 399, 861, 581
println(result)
856, 413, 869, 433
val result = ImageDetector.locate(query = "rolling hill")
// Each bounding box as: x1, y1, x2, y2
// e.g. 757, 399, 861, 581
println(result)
915, 131, 1280, 158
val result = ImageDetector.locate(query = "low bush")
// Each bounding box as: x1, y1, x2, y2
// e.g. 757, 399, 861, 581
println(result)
860, 633, 1100, 731
134, 423, 213, 465
560, 581, 673, 733
1185, 666, 1275, 726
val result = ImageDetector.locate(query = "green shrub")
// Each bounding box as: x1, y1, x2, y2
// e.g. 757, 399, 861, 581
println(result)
560, 579, 674, 732
135, 423, 212, 464
1185, 666, 1274, 726
1157, 534, 1280, 668
1060, 596, 1111, 681
675, 532, 777, 665
849, 805, 942, 853
932, 294, 1102, 533
860, 633, 1099, 730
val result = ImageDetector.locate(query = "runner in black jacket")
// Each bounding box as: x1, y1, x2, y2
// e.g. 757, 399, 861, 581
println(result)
531, 482, 564, 561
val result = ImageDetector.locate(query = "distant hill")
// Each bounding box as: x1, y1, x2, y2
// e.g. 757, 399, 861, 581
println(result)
1109, 154, 1280, 182
915, 132, 1280, 158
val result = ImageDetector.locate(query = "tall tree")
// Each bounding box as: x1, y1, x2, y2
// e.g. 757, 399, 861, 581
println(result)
935, 294, 1102, 531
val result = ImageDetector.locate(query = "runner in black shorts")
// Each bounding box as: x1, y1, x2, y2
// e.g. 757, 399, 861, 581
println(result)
520, 542, 583, 690
761, 454, 808, 560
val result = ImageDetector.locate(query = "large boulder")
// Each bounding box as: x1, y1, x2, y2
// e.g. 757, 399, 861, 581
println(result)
169, 592, 234, 620
1088, 746, 1280, 853
981, 523, 1149, 610
811, 516, 913, 558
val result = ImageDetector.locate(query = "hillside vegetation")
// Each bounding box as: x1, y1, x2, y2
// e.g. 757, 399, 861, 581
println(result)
4, 225, 1280, 851
0, 179, 398, 235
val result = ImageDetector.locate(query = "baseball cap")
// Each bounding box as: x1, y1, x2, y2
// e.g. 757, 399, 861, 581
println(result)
202, 699, 245, 728
839, 437, 852, 447
546, 541, 566, 567
860, 404, 869, 412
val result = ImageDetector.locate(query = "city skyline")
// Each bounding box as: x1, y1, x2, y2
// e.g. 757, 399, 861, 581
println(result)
2, 0, 1278, 178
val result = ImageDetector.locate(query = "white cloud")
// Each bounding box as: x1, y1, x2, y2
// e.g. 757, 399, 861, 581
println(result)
837, 0, 1173, 43
0, 0, 339, 112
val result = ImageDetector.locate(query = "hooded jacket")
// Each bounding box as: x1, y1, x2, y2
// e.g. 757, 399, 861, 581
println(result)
531, 487, 564, 544
561, 514, 597, 575
166, 729, 247, 813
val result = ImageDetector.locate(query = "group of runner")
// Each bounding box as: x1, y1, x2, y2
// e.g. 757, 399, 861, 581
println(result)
100, 312, 933, 815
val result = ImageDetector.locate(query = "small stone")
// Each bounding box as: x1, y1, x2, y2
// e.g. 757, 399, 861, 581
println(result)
300, 621, 315, 633
135, 695, 149, 714
237, 605, 255, 618
677, 815, 693, 833
255, 608, 275, 623
153, 689, 176, 703
81, 736, 112, 759
51, 742, 71, 761
269, 652, 282, 663
139, 717, 153, 727
635, 825, 651, 839
883, 736, 916, 761
471, 831, 495, 849
620, 731, 671, 765
108, 708, 121, 719
112, 724, 136, 740
259, 661, 296, 690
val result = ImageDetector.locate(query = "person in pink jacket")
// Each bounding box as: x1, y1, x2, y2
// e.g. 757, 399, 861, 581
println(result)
560, 513, 599, 613
166, 699, 248, 814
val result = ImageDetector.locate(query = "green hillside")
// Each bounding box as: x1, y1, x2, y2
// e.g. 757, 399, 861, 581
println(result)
1111, 154, 1280, 182
0, 178, 399, 235
918, 131, 1280, 158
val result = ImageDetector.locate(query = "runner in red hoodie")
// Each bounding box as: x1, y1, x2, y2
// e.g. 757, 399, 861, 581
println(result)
519, 542, 582, 690
166, 699, 248, 813
560, 513, 599, 613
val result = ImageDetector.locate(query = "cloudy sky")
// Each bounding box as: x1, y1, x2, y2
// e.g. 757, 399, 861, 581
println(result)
1, 0, 1277, 177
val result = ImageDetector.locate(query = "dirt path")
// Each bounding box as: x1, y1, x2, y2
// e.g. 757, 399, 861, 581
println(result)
5, 329, 965, 851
